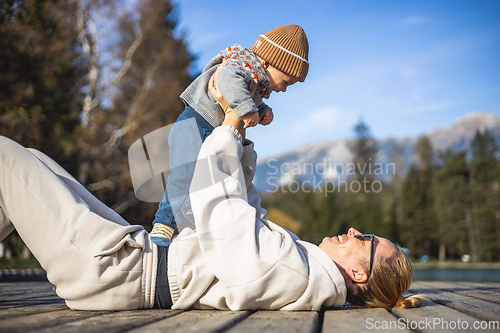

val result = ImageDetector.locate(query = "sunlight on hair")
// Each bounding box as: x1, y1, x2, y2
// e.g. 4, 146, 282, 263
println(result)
348, 244, 422, 310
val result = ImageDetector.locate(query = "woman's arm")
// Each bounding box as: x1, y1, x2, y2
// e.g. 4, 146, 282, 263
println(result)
188, 126, 309, 307
187, 125, 346, 310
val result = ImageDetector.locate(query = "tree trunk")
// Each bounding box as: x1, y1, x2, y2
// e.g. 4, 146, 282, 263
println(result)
439, 240, 446, 261
465, 209, 479, 261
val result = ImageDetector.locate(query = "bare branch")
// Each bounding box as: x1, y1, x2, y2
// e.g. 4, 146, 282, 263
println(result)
80, 15, 100, 127
112, 196, 140, 214
102, 59, 161, 155
107, 21, 150, 90
86, 178, 116, 192
77, 0, 101, 128
78, 2, 151, 128
77, 4, 90, 55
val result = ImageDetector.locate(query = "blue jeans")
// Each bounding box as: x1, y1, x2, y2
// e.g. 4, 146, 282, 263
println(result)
151, 106, 214, 246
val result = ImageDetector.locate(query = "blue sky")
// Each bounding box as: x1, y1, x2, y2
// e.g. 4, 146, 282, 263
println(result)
174, 0, 500, 159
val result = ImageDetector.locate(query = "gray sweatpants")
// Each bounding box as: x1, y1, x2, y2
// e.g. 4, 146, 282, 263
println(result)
0, 136, 157, 310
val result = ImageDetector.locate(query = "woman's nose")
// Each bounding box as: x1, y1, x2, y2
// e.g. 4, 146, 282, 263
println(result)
348, 228, 360, 236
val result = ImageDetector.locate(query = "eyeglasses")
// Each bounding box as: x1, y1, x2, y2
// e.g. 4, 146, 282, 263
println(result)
354, 234, 375, 279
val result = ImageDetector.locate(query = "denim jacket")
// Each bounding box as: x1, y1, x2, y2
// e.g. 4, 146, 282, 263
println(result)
180, 46, 271, 128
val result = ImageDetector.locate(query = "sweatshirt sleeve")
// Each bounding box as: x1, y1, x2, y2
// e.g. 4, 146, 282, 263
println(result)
188, 126, 345, 310
240, 140, 267, 219
217, 66, 258, 119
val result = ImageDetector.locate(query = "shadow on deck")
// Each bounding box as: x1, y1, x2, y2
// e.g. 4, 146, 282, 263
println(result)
0, 280, 499, 332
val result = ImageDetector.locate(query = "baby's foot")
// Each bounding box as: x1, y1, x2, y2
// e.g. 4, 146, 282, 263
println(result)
150, 223, 175, 247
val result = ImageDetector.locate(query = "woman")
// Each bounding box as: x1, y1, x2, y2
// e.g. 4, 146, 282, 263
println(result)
0, 81, 420, 311
200, 77, 422, 311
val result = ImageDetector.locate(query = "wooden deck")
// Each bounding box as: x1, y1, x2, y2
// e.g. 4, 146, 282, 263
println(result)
0, 281, 499, 332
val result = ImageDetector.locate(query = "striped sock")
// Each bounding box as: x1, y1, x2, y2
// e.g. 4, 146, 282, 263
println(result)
150, 223, 175, 247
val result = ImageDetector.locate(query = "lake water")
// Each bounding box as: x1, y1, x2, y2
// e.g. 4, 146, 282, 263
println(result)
413, 268, 500, 282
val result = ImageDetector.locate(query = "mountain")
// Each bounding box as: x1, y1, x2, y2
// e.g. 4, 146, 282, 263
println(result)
254, 111, 500, 194
427, 112, 500, 152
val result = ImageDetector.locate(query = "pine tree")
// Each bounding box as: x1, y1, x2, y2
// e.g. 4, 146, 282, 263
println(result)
400, 136, 436, 259
470, 130, 500, 261
350, 119, 378, 183
387, 140, 406, 245
0, 0, 84, 163
345, 119, 384, 234
319, 191, 346, 241
434, 150, 470, 260
0, 0, 86, 260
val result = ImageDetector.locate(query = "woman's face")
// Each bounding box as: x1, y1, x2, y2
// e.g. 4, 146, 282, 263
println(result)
319, 227, 396, 283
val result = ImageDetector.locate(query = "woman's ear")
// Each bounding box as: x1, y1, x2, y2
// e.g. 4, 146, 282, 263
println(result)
348, 268, 368, 284
261, 60, 270, 69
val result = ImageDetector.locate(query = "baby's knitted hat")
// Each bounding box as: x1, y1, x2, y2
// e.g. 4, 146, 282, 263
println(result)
250, 24, 309, 82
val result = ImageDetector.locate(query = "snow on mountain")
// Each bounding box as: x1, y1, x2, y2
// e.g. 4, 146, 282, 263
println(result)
428, 111, 500, 152
254, 111, 500, 194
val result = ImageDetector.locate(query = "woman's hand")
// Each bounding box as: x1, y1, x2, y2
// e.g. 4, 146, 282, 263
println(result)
240, 112, 260, 128
208, 67, 242, 130
208, 63, 233, 114
209, 59, 258, 111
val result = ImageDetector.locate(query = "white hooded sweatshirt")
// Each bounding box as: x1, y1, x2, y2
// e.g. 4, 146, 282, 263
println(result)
167, 126, 346, 310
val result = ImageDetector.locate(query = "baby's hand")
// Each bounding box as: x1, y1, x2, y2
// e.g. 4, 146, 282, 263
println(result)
241, 112, 260, 129
260, 109, 274, 126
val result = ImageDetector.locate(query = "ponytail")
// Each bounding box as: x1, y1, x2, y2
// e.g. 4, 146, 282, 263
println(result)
348, 244, 422, 310
395, 294, 422, 309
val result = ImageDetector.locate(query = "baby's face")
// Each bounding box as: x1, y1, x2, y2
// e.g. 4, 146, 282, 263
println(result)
266, 66, 299, 93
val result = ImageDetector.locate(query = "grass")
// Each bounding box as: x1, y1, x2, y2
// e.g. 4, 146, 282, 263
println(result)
0, 258, 44, 270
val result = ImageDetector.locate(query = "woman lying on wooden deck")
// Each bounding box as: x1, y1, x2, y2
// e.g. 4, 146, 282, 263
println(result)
0, 79, 421, 313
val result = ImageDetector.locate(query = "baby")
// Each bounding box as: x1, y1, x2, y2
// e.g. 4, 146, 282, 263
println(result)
151, 24, 310, 246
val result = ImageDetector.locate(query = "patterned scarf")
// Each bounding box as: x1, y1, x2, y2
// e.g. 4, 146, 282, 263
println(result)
217, 44, 272, 99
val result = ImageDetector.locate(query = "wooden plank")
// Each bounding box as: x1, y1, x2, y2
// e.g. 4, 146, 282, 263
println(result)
0, 290, 60, 302
0, 281, 64, 317
409, 282, 500, 322
33, 309, 182, 333
392, 297, 494, 332
0, 281, 498, 333
126, 310, 250, 333
454, 282, 500, 293
0, 296, 64, 310
0, 298, 65, 310
0, 281, 49, 289
224, 311, 317, 333
419, 281, 500, 305
0, 281, 64, 311
323, 308, 411, 333
0, 282, 54, 292
0, 308, 111, 332
0, 302, 67, 320
0, 281, 59, 306
0, 290, 56, 301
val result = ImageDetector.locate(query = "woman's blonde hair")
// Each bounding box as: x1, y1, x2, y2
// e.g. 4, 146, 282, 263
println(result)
347, 244, 422, 310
